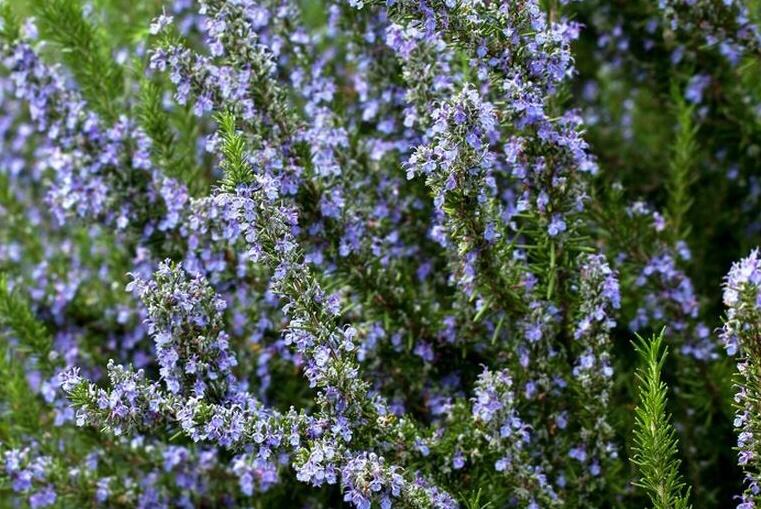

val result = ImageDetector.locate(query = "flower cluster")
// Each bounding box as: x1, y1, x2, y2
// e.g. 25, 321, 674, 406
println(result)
721, 250, 761, 509
3, 448, 56, 508
568, 254, 619, 489
1, 36, 178, 232
62, 361, 170, 436
127, 261, 237, 397
471, 368, 559, 507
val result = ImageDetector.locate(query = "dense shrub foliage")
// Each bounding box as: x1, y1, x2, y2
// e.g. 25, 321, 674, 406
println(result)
0, 0, 760, 507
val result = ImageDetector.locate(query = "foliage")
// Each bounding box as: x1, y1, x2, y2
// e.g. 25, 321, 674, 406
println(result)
632, 331, 692, 509
0, 0, 759, 508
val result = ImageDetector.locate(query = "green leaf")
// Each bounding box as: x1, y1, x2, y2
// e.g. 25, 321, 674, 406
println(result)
0, 274, 54, 370
30, 0, 124, 120
631, 330, 692, 509
0, 1, 20, 41
667, 82, 699, 242
216, 111, 255, 192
